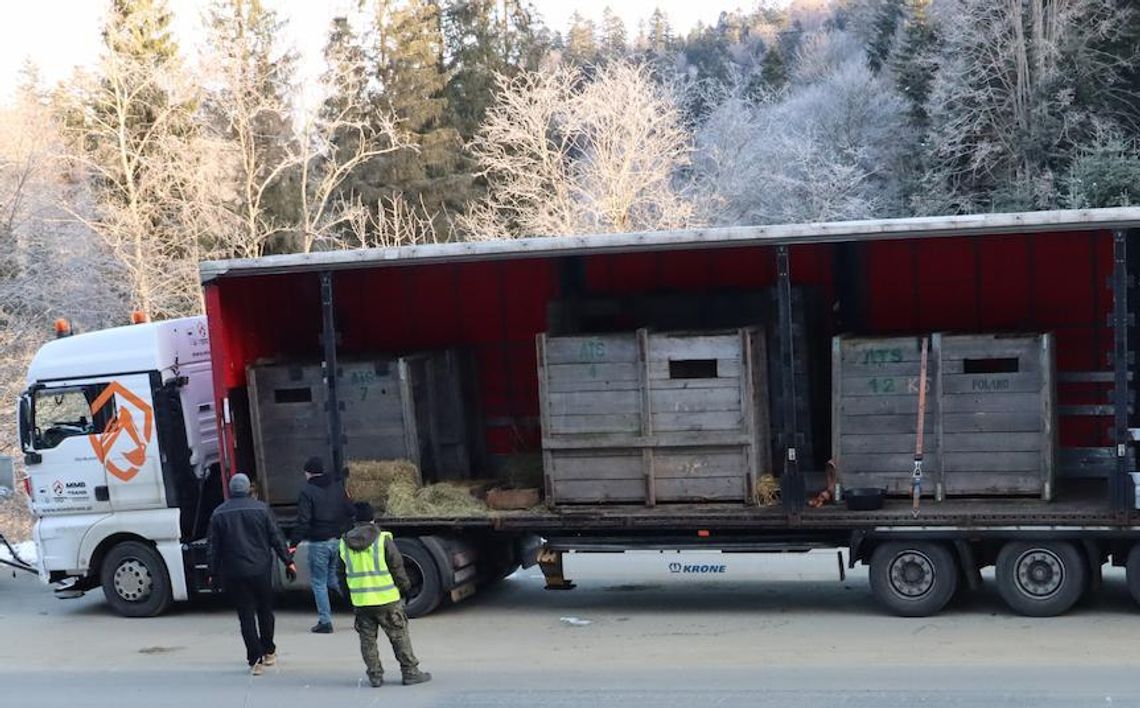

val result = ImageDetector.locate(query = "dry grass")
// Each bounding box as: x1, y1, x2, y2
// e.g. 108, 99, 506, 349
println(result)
755, 474, 780, 506
347, 459, 492, 517
0, 493, 33, 541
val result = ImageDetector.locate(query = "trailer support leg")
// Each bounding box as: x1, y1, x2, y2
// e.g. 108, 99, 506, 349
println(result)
537, 548, 576, 590
320, 271, 345, 480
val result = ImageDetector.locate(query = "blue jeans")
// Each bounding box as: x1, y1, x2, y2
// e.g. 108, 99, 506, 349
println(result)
308, 539, 342, 626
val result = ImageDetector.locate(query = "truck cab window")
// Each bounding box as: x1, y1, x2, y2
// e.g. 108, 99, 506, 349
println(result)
33, 385, 114, 450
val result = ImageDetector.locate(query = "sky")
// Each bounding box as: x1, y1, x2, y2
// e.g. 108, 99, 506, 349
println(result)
0, 0, 794, 103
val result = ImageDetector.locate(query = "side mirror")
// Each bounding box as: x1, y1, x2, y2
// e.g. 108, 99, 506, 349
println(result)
17, 394, 33, 452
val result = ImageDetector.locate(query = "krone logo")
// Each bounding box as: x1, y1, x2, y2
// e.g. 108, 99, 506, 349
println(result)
88, 382, 154, 482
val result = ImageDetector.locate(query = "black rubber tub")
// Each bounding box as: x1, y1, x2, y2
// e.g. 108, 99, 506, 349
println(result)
844, 487, 886, 511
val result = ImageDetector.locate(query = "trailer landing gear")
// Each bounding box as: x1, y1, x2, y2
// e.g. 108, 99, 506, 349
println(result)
537, 548, 575, 590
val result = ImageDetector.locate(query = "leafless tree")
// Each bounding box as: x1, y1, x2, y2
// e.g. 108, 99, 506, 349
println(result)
462, 62, 695, 240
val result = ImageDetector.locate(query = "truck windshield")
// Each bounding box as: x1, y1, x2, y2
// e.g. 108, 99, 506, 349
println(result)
32, 385, 114, 450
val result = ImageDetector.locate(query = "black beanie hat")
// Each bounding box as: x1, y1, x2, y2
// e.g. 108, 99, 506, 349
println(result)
354, 501, 375, 523
303, 456, 324, 476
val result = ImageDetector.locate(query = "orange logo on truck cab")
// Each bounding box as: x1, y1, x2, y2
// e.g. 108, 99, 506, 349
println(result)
88, 382, 154, 482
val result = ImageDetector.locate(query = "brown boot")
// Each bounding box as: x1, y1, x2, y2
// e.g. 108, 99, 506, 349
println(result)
402, 669, 432, 686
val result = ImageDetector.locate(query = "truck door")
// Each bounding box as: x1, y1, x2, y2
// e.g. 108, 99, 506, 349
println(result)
26, 374, 166, 513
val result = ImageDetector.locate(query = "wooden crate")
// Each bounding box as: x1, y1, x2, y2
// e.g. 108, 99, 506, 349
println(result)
538, 329, 770, 505
248, 351, 479, 506
832, 333, 1055, 500
937, 333, 1056, 499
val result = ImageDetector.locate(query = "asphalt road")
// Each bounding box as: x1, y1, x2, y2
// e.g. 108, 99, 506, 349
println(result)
3, 551, 1140, 708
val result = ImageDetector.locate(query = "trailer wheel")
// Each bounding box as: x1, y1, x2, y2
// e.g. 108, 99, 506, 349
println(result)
100, 541, 173, 618
1123, 545, 1140, 606
869, 542, 958, 617
996, 541, 1086, 617
395, 538, 442, 618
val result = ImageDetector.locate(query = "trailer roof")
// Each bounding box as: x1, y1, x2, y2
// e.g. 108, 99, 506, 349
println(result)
199, 207, 1140, 282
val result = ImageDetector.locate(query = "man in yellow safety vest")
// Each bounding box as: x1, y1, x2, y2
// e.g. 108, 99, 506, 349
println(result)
340, 501, 432, 688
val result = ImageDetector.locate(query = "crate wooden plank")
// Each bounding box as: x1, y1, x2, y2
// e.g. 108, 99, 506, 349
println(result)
940, 392, 1045, 413
942, 451, 1041, 472
649, 378, 741, 391
549, 453, 643, 480
656, 476, 744, 501
841, 375, 931, 398
546, 362, 641, 384
840, 453, 941, 472
647, 334, 742, 361
544, 335, 638, 364
942, 432, 1043, 452
650, 387, 741, 414
942, 411, 1043, 433
839, 414, 932, 435
941, 373, 1043, 395
840, 434, 923, 454
652, 450, 746, 479
552, 478, 646, 503
942, 473, 1045, 495
548, 413, 642, 435
840, 395, 929, 416
546, 390, 641, 416
652, 411, 745, 433
841, 339, 927, 366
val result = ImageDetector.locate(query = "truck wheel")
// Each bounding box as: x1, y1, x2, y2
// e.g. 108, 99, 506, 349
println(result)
869, 541, 958, 617
395, 538, 442, 618
996, 541, 1086, 617
1123, 545, 1140, 606
100, 541, 173, 618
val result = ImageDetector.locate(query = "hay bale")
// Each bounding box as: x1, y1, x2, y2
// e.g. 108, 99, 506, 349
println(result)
386, 477, 490, 517
346, 459, 421, 511
755, 474, 780, 506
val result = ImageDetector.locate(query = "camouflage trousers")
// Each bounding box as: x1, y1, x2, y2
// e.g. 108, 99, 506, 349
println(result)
354, 601, 419, 681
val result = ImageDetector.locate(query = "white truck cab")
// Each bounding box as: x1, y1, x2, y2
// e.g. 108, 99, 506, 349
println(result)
18, 316, 219, 616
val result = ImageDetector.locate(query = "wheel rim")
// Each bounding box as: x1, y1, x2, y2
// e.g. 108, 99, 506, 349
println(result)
1014, 548, 1064, 600
113, 558, 154, 603
403, 555, 425, 603
888, 550, 936, 599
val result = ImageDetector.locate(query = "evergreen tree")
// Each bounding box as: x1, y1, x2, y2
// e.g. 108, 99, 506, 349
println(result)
368, 0, 469, 224
890, 0, 938, 126
566, 11, 598, 64
103, 0, 178, 64
760, 45, 788, 92
646, 7, 673, 54
442, 0, 546, 141
865, 0, 904, 72
599, 7, 627, 61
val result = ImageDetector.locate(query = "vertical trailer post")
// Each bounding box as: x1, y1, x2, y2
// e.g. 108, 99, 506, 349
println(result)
776, 246, 805, 517
320, 271, 345, 480
1111, 231, 1131, 515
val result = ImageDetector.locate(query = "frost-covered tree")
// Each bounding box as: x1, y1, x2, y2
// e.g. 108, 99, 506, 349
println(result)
693, 33, 910, 225
462, 63, 694, 239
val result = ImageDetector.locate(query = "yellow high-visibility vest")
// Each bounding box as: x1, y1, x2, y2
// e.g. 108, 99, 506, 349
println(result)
339, 530, 401, 607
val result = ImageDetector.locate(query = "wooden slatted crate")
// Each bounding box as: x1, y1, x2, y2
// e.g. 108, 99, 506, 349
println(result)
832, 333, 1056, 500
538, 328, 770, 506
248, 351, 479, 506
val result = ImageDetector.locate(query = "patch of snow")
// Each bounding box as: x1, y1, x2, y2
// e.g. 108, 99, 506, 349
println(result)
0, 540, 37, 565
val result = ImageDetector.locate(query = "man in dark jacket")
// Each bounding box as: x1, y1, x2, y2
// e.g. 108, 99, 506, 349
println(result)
208, 473, 295, 675
291, 456, 355, 633
340, 502, 431, 688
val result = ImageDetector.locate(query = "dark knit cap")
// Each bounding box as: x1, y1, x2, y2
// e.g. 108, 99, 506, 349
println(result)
303, 456, 324, 476
354, 501, 375, 523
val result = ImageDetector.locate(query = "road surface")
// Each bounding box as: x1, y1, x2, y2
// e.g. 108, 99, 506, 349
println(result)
2, 550, 1139, 707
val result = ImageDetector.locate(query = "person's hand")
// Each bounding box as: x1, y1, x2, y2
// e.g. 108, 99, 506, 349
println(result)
287, 545, 298, 556
285, 563, 297, 582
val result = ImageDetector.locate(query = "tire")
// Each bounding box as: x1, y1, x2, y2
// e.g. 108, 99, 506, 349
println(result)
100, 541, 173, 618
395, 538, 443, 618
995, 541, 1086, 617
869, 541, 959, 617
1123, 545, 1140, 606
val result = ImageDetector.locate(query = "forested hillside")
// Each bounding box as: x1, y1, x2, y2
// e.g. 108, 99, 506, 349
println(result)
1, 0, 1138, 408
